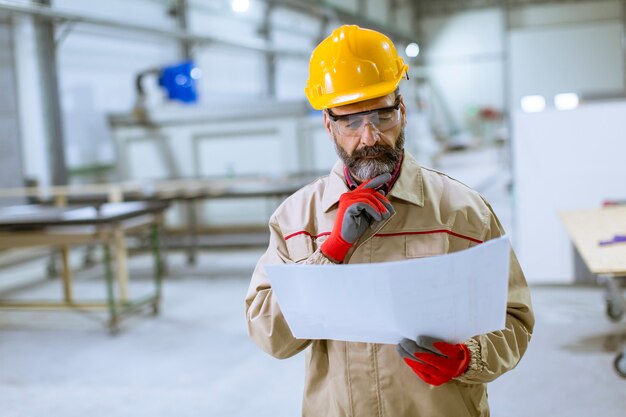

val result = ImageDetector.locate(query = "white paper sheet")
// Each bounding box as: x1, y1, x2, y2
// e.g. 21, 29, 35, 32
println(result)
266, 236, 510, 345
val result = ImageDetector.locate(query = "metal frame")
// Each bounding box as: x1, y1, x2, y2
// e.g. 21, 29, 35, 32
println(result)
33, 0, 67, 186
597, 274, 626, 377
0, 0, 417, 59
413, 0, 611, 17
114, 133, 182, 181
623, 0, 626, 89
0, 15, 25, 195
264, 0, 418, 43
259, 2, 276, 98
173, 0, 192, 61
0, 214, 164, 334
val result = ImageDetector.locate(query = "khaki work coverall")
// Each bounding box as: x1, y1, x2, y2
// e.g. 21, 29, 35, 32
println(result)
245, 152, 534, 417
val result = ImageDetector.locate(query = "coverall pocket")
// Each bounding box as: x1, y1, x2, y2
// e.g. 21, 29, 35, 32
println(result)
405, 232, 449, 258
285, 233, 315, 262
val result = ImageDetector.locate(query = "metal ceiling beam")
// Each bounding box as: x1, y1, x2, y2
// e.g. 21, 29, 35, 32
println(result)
268, 0, 419, 44
173, 0, 192, 60
0, 0, 309, 59
414, 0, 606, 18
260, 1, 276, 98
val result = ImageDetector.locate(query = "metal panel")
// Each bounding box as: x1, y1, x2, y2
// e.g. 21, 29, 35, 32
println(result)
414, 0, 606, 17
0, 18, 24, 198
34, 0, 67, 185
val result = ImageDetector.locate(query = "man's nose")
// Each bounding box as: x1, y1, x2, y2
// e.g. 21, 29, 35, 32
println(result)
359, 123, 379, 147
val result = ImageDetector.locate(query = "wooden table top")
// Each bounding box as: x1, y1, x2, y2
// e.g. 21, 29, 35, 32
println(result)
0, 201, 168, 230
560, 206, 626, 275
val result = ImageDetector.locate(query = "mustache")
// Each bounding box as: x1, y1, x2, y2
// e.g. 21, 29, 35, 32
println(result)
350, 144, 395, 160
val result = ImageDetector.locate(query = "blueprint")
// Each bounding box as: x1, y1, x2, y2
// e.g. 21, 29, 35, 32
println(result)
266, 236, 510, 344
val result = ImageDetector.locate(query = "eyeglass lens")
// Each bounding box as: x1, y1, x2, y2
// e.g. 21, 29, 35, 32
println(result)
333, 107, 400, 136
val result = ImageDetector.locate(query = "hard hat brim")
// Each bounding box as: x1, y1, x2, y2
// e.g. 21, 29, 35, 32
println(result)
306, 66, 408, 110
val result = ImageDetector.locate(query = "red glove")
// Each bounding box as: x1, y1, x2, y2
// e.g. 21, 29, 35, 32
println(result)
396, 336, 470, 386
321, 174, 394, 263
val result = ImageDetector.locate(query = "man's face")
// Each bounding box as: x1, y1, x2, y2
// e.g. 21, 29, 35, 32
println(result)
324, 92, 407, 182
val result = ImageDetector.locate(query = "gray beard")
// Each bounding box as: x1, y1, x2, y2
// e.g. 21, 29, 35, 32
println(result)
334, 128, 405, 182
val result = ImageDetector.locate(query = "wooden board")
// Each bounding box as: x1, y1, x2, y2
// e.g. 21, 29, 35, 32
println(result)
560, 207, 626, 275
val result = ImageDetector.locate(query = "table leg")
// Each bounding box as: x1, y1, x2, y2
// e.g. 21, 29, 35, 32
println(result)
46, 250, 58, 278
113, 228, 130, 303
599, 274, 626, 322
103, 242, 119, 333
60, 246, 73, 302
186, 199, 198, 266
150, 223, 163, 315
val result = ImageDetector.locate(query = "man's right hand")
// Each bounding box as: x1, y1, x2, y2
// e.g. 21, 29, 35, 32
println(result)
321, 173, 394, 263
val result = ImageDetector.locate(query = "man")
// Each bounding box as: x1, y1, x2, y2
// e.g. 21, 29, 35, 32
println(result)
245, 25, 534, 417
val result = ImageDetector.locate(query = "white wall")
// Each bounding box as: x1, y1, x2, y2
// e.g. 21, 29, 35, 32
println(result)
509, 0, 622, 27
507, 0, 624, 283
420, 0, 624, 135
421, 8, 505, 136
513, 101, 626, 283
510, 22, 624, 104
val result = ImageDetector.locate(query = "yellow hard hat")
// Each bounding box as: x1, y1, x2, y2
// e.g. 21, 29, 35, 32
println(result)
305, 25, 409, 110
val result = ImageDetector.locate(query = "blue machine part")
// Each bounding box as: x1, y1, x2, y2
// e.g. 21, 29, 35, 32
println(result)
158, 60, 201, 104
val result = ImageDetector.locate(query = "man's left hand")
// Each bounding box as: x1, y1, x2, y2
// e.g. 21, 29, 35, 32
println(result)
396, 336, 470, 386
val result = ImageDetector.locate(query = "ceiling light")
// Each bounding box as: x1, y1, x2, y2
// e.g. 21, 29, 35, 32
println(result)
554, 93, 579, 111
231, 0, 250, 13
520, 95, 546, 113
405, 43, 420, 58
190, 67, 202, 80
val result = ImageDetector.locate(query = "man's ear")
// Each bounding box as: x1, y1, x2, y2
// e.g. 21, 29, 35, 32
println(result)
399, 96, 407, 127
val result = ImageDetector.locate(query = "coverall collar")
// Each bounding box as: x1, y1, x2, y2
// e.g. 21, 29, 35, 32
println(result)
322, 151, 424, 213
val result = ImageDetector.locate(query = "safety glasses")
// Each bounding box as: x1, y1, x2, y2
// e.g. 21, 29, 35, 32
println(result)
327, 97, 402, 137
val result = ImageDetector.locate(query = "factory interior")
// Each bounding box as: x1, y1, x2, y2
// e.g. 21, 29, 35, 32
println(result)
1, 0, 625, 416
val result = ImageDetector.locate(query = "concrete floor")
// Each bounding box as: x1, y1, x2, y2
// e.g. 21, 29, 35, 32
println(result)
1, 249, 625, 417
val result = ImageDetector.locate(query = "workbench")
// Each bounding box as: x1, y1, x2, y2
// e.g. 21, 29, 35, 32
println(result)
0, 201, 168, 333
560, 206, 626, 377
0, 176, 315, 265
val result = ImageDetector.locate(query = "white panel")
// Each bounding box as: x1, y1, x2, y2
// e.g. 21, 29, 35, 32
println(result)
271, 29, 315, 54
201, 199, 276, 225
425, 61, 504, 132
365, 0, 389, 25
126, 141, 171, 180
423, 9, 504, 59
196, 136, 283, 177
509, 22, 625, 108
421, 9, 504, 133
326, 0, 358, 14
59, 31, 179, 111
395, 5, 415, 35
513, 101, 626, 283
310, 124, 338, 173
510, 0, 622, 28
13, 17, 50, 185
54, 0, 178, 28
188, 3, 263, 39
58, 29, 179, 169
270, 7, 319, 37
195, 45, 266, 100
276, 57, 309, 101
